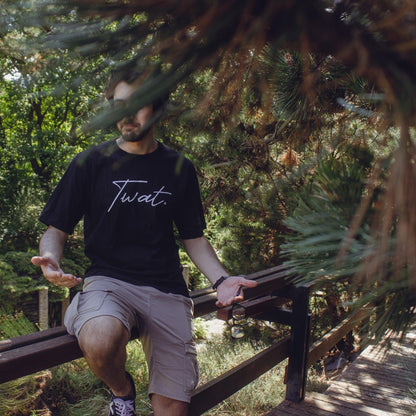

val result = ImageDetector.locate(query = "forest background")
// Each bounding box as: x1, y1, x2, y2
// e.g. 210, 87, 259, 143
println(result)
0, 0, 416, 414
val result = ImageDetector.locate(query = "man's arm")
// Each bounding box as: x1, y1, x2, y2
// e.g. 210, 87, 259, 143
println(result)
31, 225, 82, 288
181, 236, 257, 307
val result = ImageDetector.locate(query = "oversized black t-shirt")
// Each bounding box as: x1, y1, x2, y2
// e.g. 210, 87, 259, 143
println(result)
39, 140, 206, 296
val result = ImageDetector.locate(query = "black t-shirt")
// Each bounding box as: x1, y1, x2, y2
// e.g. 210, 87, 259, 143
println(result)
39, 140, 206, 296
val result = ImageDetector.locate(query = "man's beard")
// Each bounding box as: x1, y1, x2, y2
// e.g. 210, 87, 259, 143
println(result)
119, 120, 153, 142
120, 125, 152, 142
121, 129, 147, 142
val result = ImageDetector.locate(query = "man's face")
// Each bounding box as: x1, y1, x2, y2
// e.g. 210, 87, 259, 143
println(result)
113, 81, 153, 142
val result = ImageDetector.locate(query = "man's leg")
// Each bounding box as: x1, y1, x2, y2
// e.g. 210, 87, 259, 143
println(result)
151, 394, 188, 416
78, 315, 131, 396
138, 289, 197, 416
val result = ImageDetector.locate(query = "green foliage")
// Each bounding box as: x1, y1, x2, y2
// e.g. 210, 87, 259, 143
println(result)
0, 0, 414, 349
282, 152, 372, 283
0, 239, 91, 311
2, 251, 40, 277
281, 150, 416, 339
263, 48, 375, 126
0, 6, 110, 251
62, 235, 92, 277
209, 201, 285, 276
0, 251, 69, 307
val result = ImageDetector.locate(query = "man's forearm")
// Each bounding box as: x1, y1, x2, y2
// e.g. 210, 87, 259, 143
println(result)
39, 225, 68, 265
181, 236, 228, 285
32, 226, 82, 287
182, 236, 259, 306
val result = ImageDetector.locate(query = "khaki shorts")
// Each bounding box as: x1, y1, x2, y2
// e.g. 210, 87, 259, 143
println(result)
64, 275, 198, 403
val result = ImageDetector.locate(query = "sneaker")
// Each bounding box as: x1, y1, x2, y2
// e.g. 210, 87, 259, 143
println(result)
108, 372, 136, 416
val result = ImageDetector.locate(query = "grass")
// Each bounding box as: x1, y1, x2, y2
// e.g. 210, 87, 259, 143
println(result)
0, 309, 37, 338
0, 310, 50, 416
0, 374, 52, 416
1, 314, 321, 415
198, 339, 287, 416
46, 334, 288, 416
47, 341, 152, 416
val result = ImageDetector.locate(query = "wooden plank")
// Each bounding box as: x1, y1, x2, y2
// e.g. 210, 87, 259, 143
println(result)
322, 333, 416, 414
193, 271, 291, 318
338, 364, 415, 388
192, 265, 288, 297
216, 295, 287, 321
189, 337, 291, 416
241, 264, 290, 281
326, 382, 414, 414
304, 392, 398, 416
321, 333, 416, 415
189, 266, 287, 299
0, 267, 289, 349
307, 307, 372, 367
0, 326, 67, 353
269, 328, 416, 416
360, 343, 416, 371
0, 334, 82, 384
233, 273, 293, 302
0, 266, 288, 353
329, 374, 415, 409
268, 402, 322, 416
271, 394, 388, 416
192, 292, 218, 318
352, 351, 416, 372
336, 363, 414, 388
0, 266, 293, 385
268, 397, 342, 416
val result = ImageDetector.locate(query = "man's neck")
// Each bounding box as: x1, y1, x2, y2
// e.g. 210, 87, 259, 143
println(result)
116, 136, 158, 155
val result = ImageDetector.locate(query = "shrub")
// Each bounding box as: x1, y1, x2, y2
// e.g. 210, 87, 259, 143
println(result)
0, 251, 70, 309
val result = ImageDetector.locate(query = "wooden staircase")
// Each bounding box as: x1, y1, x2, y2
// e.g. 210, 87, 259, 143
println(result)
267, 328, 416, 415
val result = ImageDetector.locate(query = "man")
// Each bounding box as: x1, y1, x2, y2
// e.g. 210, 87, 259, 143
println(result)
31, 70, 257, 416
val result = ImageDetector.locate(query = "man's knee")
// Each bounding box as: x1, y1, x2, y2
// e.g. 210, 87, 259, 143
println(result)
78, 316, 129, 359
151, 394, 188, 416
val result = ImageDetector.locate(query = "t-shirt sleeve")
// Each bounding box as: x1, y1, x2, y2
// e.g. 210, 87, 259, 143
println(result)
39, 153, 88, 234
174, 161, 206, 239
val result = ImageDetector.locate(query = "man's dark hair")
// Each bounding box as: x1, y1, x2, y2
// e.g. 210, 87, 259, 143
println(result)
105, 65, 167, 112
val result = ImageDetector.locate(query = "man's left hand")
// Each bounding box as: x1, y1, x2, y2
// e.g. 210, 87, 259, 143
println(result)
215, 276, 258, 307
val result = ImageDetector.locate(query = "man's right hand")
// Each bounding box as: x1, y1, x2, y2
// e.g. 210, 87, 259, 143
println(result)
31, 256, 82, 288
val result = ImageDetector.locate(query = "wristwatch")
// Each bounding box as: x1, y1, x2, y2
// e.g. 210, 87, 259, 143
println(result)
213, 275, 229, 290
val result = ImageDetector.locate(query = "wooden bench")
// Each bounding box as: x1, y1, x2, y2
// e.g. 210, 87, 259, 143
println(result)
0, 266, 313, 415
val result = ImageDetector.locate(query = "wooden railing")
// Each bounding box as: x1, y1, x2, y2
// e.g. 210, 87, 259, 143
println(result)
0, 266, 372, 415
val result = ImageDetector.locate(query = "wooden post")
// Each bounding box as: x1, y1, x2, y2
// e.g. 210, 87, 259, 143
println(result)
61, 296, 70, 325
38, 287, 49, 331
285, 285, 311, 402
182, 265, 190, 287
